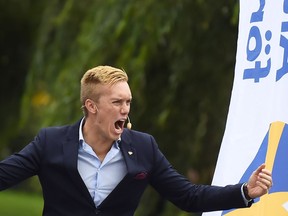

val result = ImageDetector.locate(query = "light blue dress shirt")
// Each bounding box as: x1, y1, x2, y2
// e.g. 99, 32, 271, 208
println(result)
77, 118, 127, 207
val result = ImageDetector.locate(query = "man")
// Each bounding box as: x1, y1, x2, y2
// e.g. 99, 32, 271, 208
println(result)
0, 66, 272, 216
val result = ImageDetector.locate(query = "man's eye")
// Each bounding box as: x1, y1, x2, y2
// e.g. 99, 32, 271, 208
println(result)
112, 101, 121, 105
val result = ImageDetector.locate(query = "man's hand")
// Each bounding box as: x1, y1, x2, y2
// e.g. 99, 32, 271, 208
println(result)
247, 164, 273, 199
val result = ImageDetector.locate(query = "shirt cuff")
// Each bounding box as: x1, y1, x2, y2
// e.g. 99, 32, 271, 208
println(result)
241, 183, 253, 206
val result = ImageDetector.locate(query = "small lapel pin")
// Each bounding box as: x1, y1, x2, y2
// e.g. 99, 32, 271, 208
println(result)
128, 151, 133, 155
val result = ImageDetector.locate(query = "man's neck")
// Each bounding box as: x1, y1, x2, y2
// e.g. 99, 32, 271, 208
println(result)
82, 119, 114, 162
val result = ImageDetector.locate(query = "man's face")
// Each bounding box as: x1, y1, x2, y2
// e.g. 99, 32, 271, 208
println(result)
93, 81, 132, 142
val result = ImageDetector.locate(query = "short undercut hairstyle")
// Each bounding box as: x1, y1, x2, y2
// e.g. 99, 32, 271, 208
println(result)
80, 65, 128, 116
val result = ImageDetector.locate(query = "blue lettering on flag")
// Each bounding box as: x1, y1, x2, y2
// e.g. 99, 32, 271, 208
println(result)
243, 0, 272, 83
242, 0, 288, 82
250, 0, 265, 22
276, 1, 288, 81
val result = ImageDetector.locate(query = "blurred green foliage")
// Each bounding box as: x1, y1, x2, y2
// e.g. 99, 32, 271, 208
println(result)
0, 0, 239, 215
0, 190, 43, 216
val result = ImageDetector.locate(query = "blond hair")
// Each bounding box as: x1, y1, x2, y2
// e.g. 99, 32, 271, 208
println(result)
80, 65, 128, 116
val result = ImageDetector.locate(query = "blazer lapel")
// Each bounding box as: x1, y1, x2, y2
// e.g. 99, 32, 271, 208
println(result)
119, 129, 148, 178
62, 120, 95, 207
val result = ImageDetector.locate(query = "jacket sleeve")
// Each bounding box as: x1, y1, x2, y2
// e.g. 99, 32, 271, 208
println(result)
148, 135, 250, 213
0, 129, 44, 190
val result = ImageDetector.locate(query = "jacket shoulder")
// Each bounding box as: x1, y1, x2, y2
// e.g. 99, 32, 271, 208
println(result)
122, 129, 157, 146
39, 120, 80, 136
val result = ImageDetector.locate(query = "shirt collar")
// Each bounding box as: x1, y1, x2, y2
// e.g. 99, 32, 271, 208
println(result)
79, 117, 121, 149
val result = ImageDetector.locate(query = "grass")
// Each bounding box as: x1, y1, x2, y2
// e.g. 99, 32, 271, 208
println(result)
0, 190, 43, 216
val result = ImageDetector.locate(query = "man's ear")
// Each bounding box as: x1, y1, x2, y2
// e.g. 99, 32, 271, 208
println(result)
85, 99, 98, 114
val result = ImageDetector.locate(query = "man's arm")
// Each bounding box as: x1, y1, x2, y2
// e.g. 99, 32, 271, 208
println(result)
0, 130, 43, 190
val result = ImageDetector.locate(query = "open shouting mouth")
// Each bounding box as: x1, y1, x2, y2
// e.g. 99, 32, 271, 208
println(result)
114, 119, 125, 133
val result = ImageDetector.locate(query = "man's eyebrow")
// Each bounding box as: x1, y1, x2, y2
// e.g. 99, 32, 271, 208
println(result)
111, 97, 132, 101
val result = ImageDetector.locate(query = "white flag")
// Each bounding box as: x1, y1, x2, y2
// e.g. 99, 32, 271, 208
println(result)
203, 0, 288, 215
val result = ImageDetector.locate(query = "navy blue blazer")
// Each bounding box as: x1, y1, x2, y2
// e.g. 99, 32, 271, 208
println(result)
0, 120, 251, 215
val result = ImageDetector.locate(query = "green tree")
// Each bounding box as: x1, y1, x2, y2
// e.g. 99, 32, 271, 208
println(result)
0, 0, 43, 154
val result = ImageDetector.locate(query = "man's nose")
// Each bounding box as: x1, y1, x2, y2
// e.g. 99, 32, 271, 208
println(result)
120, 103, 130, 114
